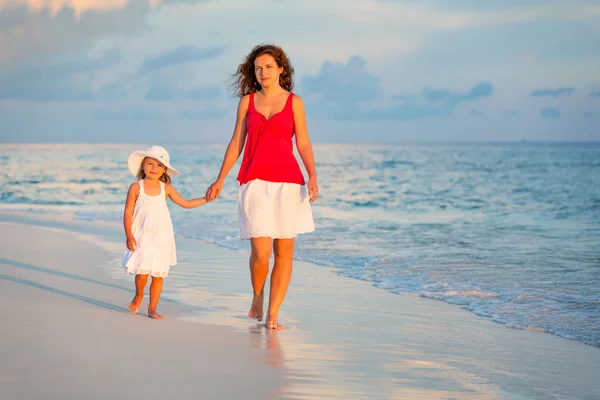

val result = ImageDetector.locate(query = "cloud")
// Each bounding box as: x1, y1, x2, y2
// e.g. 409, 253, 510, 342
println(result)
145, 82, 221, 101
0, 48, 120, 101
503, 109, 519, 116
583, 111, 594, 118
421, 81, 493, 108
139, 45, 226, 75
0, 2, 153, 66
540, 107, 560, 118
96, 45, 226, 101
95, 107, 165, 120
179, 107, 227, 120
530, 87, 575, 97
101, 80, 128, 101
352, 1, 600, 31
370, 102, 446, 120
591, 90, 600, 98
301, 55, 379, 118
470, 109, 485, 117
0, 0, 208, 18
302, 55, 494, 120
381, 82, 494, 120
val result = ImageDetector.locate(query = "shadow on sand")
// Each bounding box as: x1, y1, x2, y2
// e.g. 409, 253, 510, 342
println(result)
0, 272, 129, 313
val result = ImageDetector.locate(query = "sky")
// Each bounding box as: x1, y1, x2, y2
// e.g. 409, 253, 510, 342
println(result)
0, 0, 599, 144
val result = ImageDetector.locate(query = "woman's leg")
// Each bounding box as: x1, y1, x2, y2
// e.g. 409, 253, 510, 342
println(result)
248, 237, 273, 321
148, 276, 164, 319
128, 273, 148, 314
266, 238, 295, 329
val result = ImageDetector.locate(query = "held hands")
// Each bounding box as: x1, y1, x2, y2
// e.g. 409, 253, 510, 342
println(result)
308, 177, 319, 203
205, 179, 224, 202
126, 236, 137, 251
205, 178, 318, 202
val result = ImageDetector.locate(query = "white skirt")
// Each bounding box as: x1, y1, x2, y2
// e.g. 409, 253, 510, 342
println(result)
238, 179, 315, 239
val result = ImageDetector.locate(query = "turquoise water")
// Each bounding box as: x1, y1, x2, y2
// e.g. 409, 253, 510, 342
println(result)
2, 142, 599, 346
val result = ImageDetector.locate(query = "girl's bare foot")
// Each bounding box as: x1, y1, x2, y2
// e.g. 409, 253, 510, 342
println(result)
128, 295, 143, 314
148, 310, 163, 320
248, 293, 264, 321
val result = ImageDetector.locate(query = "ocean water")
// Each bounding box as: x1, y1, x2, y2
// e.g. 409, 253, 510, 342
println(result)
2, 142, 599, 347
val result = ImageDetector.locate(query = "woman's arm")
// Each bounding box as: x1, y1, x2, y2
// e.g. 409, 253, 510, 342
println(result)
206, 95, 250, 201
293, 95, 319, 202
123, 182, 139, 250
166, 184, 207, 209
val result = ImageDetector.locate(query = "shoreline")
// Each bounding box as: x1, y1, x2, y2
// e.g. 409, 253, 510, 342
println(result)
6, 208, 598, 348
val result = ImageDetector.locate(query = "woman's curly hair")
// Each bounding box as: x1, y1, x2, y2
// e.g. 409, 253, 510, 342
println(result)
230, 44, 294, 97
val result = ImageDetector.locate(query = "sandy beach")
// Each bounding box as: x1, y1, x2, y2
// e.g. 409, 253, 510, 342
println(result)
0, 218, 285, 399
1, 212, 599, 399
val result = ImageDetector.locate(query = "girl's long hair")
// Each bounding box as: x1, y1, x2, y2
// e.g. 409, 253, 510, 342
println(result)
136, 157, 171, 184
230, 44, 294, 97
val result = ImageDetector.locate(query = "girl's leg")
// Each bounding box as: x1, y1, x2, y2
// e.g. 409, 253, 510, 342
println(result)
248, 237, 273, 321
129, 274, 148, 314
266, 238, 295, 329
148, 276, 164, 319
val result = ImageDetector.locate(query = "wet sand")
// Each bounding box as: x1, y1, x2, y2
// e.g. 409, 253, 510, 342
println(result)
0, 219, 284, 400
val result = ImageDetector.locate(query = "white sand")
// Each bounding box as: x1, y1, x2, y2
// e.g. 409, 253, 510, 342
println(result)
1, 212, 600, 400
0, 220, 285, 400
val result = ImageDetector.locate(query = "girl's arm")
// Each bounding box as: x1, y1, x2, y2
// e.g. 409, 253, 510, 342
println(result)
292, 95, 319, 202
123, 182, 139, 250
166, 184, 207, 209
205, 95, 250, 201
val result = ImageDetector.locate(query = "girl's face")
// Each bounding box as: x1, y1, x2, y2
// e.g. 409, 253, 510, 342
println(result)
254, 54, 283, 89
143, 157, 166, 180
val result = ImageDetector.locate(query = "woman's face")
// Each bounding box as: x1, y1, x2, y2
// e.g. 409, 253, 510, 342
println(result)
254, 54, 283, 89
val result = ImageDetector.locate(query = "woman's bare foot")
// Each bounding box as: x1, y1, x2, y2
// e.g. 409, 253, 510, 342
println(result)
148, 310, 163, 320
248, 294, 264, 321
264, 314, 282, 330
265, 321, 282, 330
128, 295, 143, 314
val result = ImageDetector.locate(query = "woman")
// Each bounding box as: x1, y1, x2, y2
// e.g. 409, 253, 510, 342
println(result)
205, 44, 318, 329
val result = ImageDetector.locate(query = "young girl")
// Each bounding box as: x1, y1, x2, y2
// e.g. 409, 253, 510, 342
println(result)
122, 145, 207, 319
205, 44, 319, 329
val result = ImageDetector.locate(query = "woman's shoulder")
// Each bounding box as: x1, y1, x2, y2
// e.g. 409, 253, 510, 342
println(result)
237, 94, 251, 112
240, 94, 251, 104
291, 93, 305, 110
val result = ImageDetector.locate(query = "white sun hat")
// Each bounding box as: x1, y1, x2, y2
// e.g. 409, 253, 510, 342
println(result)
127, 145, 180, 177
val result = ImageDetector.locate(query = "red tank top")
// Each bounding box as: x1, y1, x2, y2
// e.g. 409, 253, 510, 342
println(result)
237, 92, 306, 185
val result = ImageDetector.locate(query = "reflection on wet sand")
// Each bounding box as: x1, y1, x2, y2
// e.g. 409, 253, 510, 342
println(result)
126, 236, 599, 400
248, 325, 285, 367
247, 325, 510, 400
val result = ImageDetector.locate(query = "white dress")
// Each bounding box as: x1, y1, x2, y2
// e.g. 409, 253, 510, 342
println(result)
121, 180, 176, 277
238, 178, 315, 240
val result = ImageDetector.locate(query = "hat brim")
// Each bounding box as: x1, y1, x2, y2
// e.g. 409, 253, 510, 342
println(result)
127, 151, 180, 177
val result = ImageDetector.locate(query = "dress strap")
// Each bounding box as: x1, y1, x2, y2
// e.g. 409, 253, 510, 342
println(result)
284, 92, 294, 112
249, 92, 255, 111
138, 179, 145, 195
